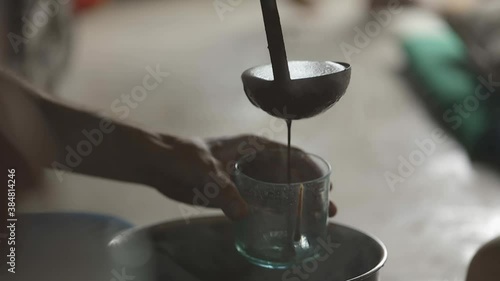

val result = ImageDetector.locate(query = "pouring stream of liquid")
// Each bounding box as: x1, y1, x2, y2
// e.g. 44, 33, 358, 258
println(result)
286, 119, 302, 244
259, 0, 302, 252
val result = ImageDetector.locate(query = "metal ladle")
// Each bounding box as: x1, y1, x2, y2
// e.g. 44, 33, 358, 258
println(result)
241, 0, 352, 120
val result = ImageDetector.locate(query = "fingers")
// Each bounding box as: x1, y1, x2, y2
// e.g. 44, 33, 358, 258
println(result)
148, 135, 250, 220
151, 169, 249, 220
208, 170, 249, 221
146, 173, 196, 205
329, 183, 336, 217
328, 201, 337, 217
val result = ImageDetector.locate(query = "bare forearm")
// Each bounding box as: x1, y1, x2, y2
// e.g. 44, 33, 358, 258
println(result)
0, 69, 299, 220
40, 99, 147, 183
0, 68, 148, 184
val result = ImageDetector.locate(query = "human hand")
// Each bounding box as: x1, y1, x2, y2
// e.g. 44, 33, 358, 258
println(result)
207, 135, 337, 217
138, 133, 336, 220
135, 133, 247, 220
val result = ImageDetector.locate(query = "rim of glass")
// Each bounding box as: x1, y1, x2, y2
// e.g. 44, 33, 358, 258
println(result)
234, 150, 332, 186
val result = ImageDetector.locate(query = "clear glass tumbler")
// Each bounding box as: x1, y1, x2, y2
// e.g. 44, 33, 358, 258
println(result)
234, 149, 331, 269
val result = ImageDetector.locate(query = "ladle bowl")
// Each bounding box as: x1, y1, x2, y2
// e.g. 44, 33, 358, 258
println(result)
242, 61, 351, 120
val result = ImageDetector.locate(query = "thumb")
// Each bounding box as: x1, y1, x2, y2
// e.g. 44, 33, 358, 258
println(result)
209, 170, 248, 220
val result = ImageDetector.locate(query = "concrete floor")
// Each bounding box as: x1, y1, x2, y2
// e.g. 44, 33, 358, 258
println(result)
20, 1, 500, 280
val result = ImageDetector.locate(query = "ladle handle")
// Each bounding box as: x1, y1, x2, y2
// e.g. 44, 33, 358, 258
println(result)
260, 0, 290, 83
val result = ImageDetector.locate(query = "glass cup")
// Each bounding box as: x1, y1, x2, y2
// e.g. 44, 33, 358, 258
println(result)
234, 149, 331, 269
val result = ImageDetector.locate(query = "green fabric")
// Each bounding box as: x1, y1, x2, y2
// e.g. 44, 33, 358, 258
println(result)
402, 30, 490, 151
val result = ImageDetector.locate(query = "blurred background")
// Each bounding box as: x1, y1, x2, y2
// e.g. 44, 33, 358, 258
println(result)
2, 0, 500, 280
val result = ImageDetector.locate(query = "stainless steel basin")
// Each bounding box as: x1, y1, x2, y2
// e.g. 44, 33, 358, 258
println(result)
108, 216, 387, 281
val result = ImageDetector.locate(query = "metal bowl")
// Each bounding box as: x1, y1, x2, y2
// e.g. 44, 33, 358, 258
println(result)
108, 216, 386, 281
